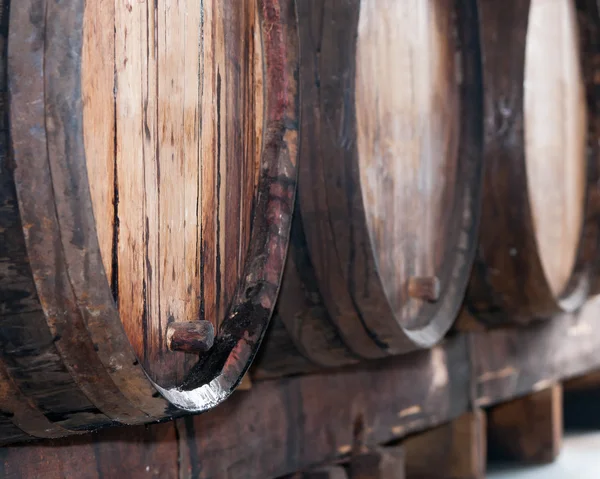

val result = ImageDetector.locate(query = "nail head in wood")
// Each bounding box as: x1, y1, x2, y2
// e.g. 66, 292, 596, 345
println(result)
166, 321, 215, 353
408, 276, 440, 302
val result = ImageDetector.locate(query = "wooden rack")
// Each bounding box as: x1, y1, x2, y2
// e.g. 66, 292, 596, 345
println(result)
2, 298, 600, 478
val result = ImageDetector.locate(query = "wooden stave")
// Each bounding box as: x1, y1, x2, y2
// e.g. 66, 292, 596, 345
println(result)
0, 0, 298, 445
0, 0, 118, 442
263, 202, 360, 372
150, 0, 299, 410
10, 0, 167, 425
281, 0, 483, 361
465, 0, 600, 326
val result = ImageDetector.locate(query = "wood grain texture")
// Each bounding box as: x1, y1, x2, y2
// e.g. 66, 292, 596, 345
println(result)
0, 337, 470, 478
1, 0, 116, 434
10, 0, 167, 424
292, 467, 349, 479
263, 208, 359, 374
285, 0, 483, 361
465, 0, 600, 325
0, 422, 180, 479
403, 411, 487, 479
487, 384, 563, 464
349, 446, 405, 479
9, 301, 600, 475
2, 0, 299, 437
84, 0, 264, 386
472, 296, 600, 408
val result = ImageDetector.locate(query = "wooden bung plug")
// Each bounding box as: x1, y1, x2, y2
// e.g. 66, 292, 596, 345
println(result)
166, 321, 215, 354
408, 276, 441, 303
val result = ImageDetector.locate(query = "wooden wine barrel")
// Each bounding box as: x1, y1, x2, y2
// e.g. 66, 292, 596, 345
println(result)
0, 0, 298, 444
256, 0, 484, 376
465, 0, 600, 326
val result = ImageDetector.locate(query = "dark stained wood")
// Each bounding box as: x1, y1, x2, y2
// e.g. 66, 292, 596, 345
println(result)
0, 338, 469, 479
403, 411, 486, 479
9, 299, 600, 476
0, 422, 180, 479
185, 338, 469, 479
10, 0, 166, 425
487, 384, 562, 464
271, 0, 483, 368
471, 297, 600, 408
1, 0, 114, 435
292, 467, 349, 479
349, 447, 405, 479
465, 0, 600, 326
251, 314, 324, 380
259, 212, 359, 375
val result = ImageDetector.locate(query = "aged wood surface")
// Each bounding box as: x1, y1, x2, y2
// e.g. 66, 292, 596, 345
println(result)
1, 0, 118, 433
472, 297, 600, 407
1, 0, 299, 436
291, 467, 350, 479
403, 410, 487, 479
268, 0, 483, 372
487, 384, 563, 464
465, 0, 600, 325
10, 0, 161, 424
349, 446, 405, 479
5, 296, 600, 477
0, 338, 469, 478
84, 0, 265, 387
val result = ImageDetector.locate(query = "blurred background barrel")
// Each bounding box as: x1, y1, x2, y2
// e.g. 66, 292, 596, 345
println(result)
0, 0, 298, 444
254, 0, 484, 378
465, 0, 600, 326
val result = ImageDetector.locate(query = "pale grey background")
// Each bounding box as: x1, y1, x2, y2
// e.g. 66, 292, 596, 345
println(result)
489, 432, 600, 478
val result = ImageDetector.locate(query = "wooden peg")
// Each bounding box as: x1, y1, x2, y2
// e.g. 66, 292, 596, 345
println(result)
407, 276, 440, 302
166, 321, 215, 353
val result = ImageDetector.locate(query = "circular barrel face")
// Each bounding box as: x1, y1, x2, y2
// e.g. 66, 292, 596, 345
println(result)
524, 0, 587, 298
83, 1, 264, 386
355, 0, 460, 326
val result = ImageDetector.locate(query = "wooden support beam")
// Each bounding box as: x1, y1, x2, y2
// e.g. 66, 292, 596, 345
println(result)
0, 338, 469, 479
472, 298, 600, 408
349, 447, 405, 479
403, 410, 486, 479
487, 384, 562, 464
290, 466, 349, 479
